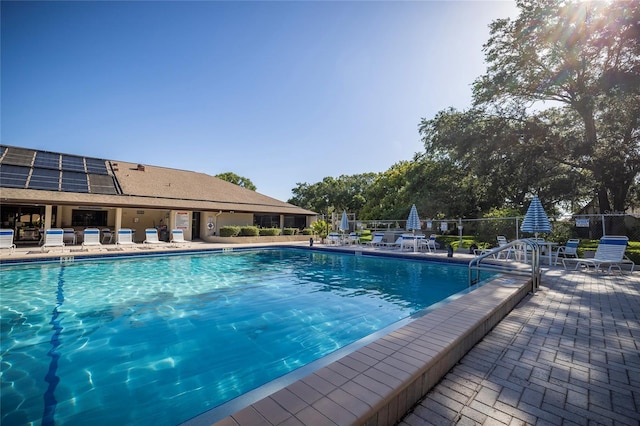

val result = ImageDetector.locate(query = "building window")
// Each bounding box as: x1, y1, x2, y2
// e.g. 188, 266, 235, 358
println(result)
254, 215, 280, 228
71, 210, 107, 227
284, 215, 306, 230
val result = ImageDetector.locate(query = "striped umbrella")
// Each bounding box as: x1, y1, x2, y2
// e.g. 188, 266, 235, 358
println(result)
339, 210, 349, 233
520, 196, 552, 237
406, 204, 421, 234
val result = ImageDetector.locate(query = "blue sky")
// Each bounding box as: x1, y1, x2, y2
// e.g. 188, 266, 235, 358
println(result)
1, 1, 518, 202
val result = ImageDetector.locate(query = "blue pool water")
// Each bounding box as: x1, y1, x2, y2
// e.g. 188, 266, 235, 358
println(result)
1, 248, 490, 425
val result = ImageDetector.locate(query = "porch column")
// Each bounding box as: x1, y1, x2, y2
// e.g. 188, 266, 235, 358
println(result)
280, 215, 285, 232
44, 205, 53, 230
115, 207, 123, 232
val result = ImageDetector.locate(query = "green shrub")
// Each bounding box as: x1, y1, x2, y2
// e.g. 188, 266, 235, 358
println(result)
301, 228, 313, 235
259, 228, 281, 236
311, 220, 329, 238
282, 228, 298, 235
358, 229, 372, 243
219, 226, 240, 237
239, 226, 259, 236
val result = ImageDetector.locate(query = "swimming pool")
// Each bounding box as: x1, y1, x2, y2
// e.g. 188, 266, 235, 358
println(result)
1, 248, 492, 425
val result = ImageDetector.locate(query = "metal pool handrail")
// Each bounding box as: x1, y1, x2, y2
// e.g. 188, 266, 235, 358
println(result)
469, 239, 541, 293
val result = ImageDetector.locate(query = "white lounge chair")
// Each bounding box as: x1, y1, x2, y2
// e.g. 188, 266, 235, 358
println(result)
496, 235, 513, 259
143, 228, 166, 245
81, 228, 103, 250
170, 229, 189, 247
0, 229, 16, 254
567, 236, 634, 273
41, 228, 65, 252
554, 239, 579, 265
381, 236, 403, 249
363, 232, 385, 247
116, 228, 137, 247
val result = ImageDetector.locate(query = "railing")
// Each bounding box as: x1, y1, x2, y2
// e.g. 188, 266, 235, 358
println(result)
468, 239, 541, 294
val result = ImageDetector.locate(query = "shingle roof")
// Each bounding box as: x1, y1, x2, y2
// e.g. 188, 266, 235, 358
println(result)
0, 145, 316, 216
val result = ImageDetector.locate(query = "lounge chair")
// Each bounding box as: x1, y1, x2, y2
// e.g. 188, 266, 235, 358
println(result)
566, 236, 634, 273
170, 229, 189, 247
63, 228, 77, 245
41, 228, 65, 252
116, 228, 137, 247
381, 236, 403, 250
81, 228, 103, 250
363, 232, 385, 247
496, 235, 513, 259
143, 228, 166, 245
0, 229, 16, 254
554, 239, 579, 265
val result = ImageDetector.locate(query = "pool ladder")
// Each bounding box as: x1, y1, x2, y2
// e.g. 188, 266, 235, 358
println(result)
468, 239, 541, 294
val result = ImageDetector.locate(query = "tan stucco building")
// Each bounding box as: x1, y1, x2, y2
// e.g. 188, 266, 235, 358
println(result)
0, 145, 316, 244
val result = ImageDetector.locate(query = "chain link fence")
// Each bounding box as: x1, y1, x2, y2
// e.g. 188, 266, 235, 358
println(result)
351, 214, 640, 245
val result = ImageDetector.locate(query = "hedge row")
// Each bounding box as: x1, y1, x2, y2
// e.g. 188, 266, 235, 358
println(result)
218, 226, 312, 237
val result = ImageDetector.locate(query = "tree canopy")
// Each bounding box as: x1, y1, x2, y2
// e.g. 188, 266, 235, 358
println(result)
288, 0, 640, 218
471, 0, 640, 213
215, 172, 257, 191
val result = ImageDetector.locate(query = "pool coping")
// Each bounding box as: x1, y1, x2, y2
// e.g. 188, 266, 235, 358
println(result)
187, 272, 532, 425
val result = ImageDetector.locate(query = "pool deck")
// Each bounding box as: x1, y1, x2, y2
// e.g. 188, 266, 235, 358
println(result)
2, 242, 638, 425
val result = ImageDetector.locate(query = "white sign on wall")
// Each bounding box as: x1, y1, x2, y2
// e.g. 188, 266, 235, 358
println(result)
575, 218, 590, 228
175, 211, 190, 230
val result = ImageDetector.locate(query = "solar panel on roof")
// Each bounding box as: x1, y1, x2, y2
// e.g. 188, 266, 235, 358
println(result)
61, 155, 85, 173
85, 158, 109, 175
1, 147, 35, 167
34, 151, 60, 170
0, 164, 30, 188
29, 168, 60, 191
88, 174, 118, 194
61, 171, 88, 193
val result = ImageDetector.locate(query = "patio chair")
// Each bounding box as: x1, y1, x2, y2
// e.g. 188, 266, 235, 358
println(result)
101, 229, 113, 244
0, 229, 16, 254
170, 229, 189, 247
566, 236, 634, 273
143, 228, 166, 245
326, 233, 342, 246
41, 228, 65, 252
346, 232, 360, 245
63, 228, 77, 245
116, 228, 137, 247
81, 228, 103, 250
554, 239, 579, 265
419, 234, 438, 253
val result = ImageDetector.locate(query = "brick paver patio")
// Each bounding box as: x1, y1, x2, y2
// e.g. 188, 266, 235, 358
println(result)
399, 267, 640, 425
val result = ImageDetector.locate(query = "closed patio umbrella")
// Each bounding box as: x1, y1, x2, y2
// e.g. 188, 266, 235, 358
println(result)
520, 195, 552, 238
339, 210, 349, 233
406, 204, 421, 234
